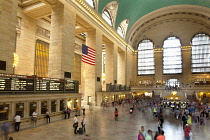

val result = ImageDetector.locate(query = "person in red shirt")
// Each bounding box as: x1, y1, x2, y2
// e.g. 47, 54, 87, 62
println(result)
114, 108, 118, 121
156, 130, 165, 140
184, 124, 191, 140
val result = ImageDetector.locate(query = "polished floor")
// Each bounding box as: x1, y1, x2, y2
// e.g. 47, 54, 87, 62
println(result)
4, 106, 210, 140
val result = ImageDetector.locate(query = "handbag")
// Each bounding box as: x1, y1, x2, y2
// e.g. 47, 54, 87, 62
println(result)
189, 131, 193, 137
73, 122, 78, 128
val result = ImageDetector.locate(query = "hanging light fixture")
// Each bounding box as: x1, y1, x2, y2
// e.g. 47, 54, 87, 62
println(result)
19, 105, 23, 108
33, 103, 37, 107
4, 106, 8, 110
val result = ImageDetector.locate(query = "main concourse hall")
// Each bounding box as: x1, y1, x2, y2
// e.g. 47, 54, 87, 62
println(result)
1, 0, 210, 140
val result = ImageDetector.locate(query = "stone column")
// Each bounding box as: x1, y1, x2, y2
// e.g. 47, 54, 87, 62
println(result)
56, 99, 60, 112
126, 48, 133, 86
37, 100, 41, 115
132, 53, 137, 86
105, 42, 118, 84
154, 50, 163, 84
24, 101, 28, 118
49, 2, 76, 79
182, 47, 191, 87
10, 102, 15, 120
48, 100, 51, 113
0, 0, 18, 74
81, 29, 102, 106
117, 49, 126, 85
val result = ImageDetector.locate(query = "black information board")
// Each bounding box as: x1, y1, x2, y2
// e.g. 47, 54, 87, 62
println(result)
0, 77, 34, 91
36, 79, 64, 91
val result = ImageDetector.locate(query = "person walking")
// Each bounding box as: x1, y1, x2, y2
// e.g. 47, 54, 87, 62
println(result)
32, 110, 38, 127
67, 108, 71, 119
45, 109, 50, 123
156, 130, 165, 140
73, 115, 78, 134
1, 122, 11, 140
138, 130, 145, 140
141, 126, 147, 138
114, 108, 118, 121
145, 129, 153, 140
64, 107, 67, 119
184, 124, 191, 140
81, 115, 86, 133
14, 114, 21, 131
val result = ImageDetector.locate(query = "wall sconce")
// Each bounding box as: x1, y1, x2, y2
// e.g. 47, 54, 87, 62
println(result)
4, 106, 8, 110
76, 100, 78, 102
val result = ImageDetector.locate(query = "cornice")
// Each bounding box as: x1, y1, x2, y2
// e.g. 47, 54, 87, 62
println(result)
66, 0, 134, 54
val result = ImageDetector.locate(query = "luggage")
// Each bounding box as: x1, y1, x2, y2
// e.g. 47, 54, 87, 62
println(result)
78, 127, 83, 134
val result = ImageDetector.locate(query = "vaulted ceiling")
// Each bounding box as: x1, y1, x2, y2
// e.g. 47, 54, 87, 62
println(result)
98, 0, 210, 49
98, 0, 210, 31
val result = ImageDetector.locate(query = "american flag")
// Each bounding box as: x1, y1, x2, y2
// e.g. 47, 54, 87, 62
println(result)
82, 44, 96, 65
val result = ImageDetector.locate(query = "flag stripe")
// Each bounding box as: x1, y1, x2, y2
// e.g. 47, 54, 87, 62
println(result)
82, 44, 96, 65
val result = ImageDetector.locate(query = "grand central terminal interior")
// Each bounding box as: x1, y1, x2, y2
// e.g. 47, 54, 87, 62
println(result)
1, 0, 210, 139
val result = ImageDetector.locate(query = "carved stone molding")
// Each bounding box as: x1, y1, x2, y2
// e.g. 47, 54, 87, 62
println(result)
35, 26, 50, 40
75, 43, 82, 55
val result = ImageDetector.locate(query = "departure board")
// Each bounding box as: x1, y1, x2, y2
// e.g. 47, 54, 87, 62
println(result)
0, 77, 34, 91
65, 81, 75, 91
36, 79, 64, 91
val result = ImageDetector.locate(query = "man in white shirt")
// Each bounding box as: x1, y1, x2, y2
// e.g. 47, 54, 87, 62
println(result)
14, 114, 21, 131
32, 110, 38, 127
74, 115, 78, 134
145, 129, 153, 140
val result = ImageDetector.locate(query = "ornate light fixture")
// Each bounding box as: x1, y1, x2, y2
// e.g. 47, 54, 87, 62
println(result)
13, 53, 19, 67
4, 106, 8, 110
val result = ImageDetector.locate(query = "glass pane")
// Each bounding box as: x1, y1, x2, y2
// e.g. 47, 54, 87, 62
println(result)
85, 0, 95, 8
192, 33, 210, 73
163, 37, 182, 74
102, 11, 112, 26
137, 40, 154, 75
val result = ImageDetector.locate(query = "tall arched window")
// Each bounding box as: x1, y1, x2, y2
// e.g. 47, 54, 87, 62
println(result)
163, 36, 182, 74
191, 33, 210, 73
102, 10, 112, 26
138, 39, 155, 75
84, 0, 95, 8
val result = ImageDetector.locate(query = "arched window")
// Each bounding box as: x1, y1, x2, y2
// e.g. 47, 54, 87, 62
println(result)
84, 0, 95, 8
102, 10, 112, 26
191, 33, 210, 73
138, 39, 155, 75
117, 19, 129, 39
163, 36, 182, 74
117, 26, 124, 38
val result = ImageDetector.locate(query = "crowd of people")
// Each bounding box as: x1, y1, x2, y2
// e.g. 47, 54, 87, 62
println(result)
103, 96, 210, 140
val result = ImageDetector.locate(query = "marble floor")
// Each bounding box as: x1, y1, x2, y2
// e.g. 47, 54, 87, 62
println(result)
3, 106, 210, 140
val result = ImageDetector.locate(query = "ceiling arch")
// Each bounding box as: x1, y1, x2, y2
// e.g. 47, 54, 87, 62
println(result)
126, 5, 210, 49
98, 0, 210, 32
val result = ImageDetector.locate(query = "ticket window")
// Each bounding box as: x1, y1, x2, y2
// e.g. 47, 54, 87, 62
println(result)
0, 105, 9, 121
88, 96, 91, 105
16, 103, 24, 118
29, 102, 37, 116
41, 101, 47, 114
51, 101, 56, 113
60, 100, 65, 111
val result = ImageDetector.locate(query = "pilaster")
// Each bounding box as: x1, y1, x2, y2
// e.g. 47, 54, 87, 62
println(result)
0, 0, 18, 74
105, 42, 118, 84
49, 2, 76, 79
